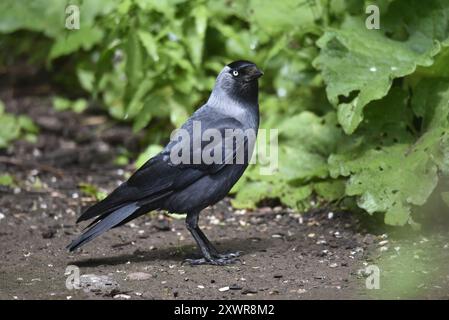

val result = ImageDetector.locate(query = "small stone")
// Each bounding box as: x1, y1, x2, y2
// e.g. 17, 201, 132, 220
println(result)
113, 294, 131, 299
42, 228, 56, 239
127, 272, 152, 281
218, 286, 230, 292
242, 288, 258, 295
329, 263, 338, 268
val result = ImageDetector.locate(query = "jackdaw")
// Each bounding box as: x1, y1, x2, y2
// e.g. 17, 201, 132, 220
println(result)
67, 60, 263, 265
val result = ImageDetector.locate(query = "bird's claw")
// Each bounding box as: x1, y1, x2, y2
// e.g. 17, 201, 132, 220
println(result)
213, 251, 241, 259
183, 255, 241, 266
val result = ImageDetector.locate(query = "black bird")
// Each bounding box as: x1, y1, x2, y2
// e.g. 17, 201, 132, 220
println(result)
67, 60, 263, 265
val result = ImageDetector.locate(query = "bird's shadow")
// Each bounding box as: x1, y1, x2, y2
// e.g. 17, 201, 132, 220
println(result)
70, 237, 274, 268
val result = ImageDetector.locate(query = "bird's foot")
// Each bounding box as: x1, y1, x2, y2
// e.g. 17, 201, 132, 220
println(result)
213, 251, 241, 259
183, 255, 241, 266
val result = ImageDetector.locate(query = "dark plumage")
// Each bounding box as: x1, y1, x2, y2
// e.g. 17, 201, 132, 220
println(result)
67, 60, 263, 265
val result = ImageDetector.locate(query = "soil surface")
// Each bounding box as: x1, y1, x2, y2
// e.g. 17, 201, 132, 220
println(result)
1, 92, 449, 300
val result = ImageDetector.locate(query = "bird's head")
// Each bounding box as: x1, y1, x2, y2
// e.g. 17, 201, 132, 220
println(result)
212, 60, 263, 104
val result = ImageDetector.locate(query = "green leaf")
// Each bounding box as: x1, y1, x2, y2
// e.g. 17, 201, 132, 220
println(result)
125, 29, 144, 102
53, 97, 87, 113
127, 78, 155, 119
77, 69, 95, 92
314, 180, 345, 202
314, 5, 448, 133
186, 5, 208, 66
231, 180, 273, 208
441, 192, 449, 208
0, 101, 37, 148
135, 144, 163, 169
249, 0, 320, 35
79, 183, 107, 201
329, 81, 449, 225
49, 28, 104, 60
0, 174, 15, 187
169, 98, 189, 128
18, 116, 39, 133
330, 144, 438, 225
0, 113, 20, 148
138, 30, 159, 62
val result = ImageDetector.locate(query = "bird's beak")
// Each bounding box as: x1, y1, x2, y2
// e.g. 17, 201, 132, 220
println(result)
247, 66, 264, 81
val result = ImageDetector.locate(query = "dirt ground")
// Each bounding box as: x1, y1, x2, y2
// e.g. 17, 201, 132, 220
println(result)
1, 92, 449, 300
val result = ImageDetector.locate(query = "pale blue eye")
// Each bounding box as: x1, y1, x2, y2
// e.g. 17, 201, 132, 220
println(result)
232, 70, 239, 77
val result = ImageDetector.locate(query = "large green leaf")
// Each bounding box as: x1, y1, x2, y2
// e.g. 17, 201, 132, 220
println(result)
249, 0, 320, 35
329, 81, 449, 225
0, 0, 117, 37
314, 0, 449, 134
49, 28, 104, 59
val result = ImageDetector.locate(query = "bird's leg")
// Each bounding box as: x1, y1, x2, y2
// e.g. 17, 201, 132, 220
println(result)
183, 212, 240, 266
195, 227, 241, 260
186, 214, 241, 259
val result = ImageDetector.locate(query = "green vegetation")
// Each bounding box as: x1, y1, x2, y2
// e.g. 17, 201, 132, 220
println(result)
0, 100, 38, 147
0, 173, 15, 187
79, 183, 108, 201
1, 0, 448, 226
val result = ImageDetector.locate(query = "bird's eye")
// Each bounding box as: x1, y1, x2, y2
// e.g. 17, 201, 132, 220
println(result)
232, 70, 239, 77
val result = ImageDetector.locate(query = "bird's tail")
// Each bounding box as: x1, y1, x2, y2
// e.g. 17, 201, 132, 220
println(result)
66, 202, 140, 252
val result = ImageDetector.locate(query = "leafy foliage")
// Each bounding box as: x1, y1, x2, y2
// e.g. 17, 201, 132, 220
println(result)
0, 173, 15, 187
1, 0, 449, 225
0, 100, 39, 148
79, 183, 107, 201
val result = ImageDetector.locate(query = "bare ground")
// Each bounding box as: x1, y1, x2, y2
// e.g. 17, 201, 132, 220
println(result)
1, 93, 449, 300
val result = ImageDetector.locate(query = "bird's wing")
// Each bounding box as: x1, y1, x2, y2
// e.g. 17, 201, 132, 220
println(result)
76, 154, 204, 222
163, 112, 254, 173
77, 111, 251, 223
